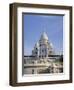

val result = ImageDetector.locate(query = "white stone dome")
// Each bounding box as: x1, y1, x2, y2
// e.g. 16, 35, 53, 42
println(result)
50, 43, 53, 48
35, 42, 39, 48
40, 32, 48, 40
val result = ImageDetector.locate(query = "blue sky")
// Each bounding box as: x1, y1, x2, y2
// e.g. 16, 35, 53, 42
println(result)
23, 14, 63, 55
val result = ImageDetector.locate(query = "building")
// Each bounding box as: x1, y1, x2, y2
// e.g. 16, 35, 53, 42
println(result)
32, 32, 54, 58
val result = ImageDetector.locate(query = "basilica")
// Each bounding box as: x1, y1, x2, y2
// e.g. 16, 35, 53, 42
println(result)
23, 32, 63, 74
32, 32, 54, 58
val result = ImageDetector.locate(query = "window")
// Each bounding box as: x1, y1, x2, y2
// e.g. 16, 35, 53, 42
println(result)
35, 52, 37, 54
40, 44, 41, 46
42, 50, 44, 52
50, 51, 52, 54
32, 69, 34, 74
36, 48, 37, 50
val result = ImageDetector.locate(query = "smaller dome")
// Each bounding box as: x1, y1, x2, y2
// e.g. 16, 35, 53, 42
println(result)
50, 43, 53, 48
40, 32, 48, 40
35, 42, 39, 48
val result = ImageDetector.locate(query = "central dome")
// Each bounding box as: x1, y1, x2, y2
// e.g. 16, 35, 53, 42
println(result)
40, 32, 48, 40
